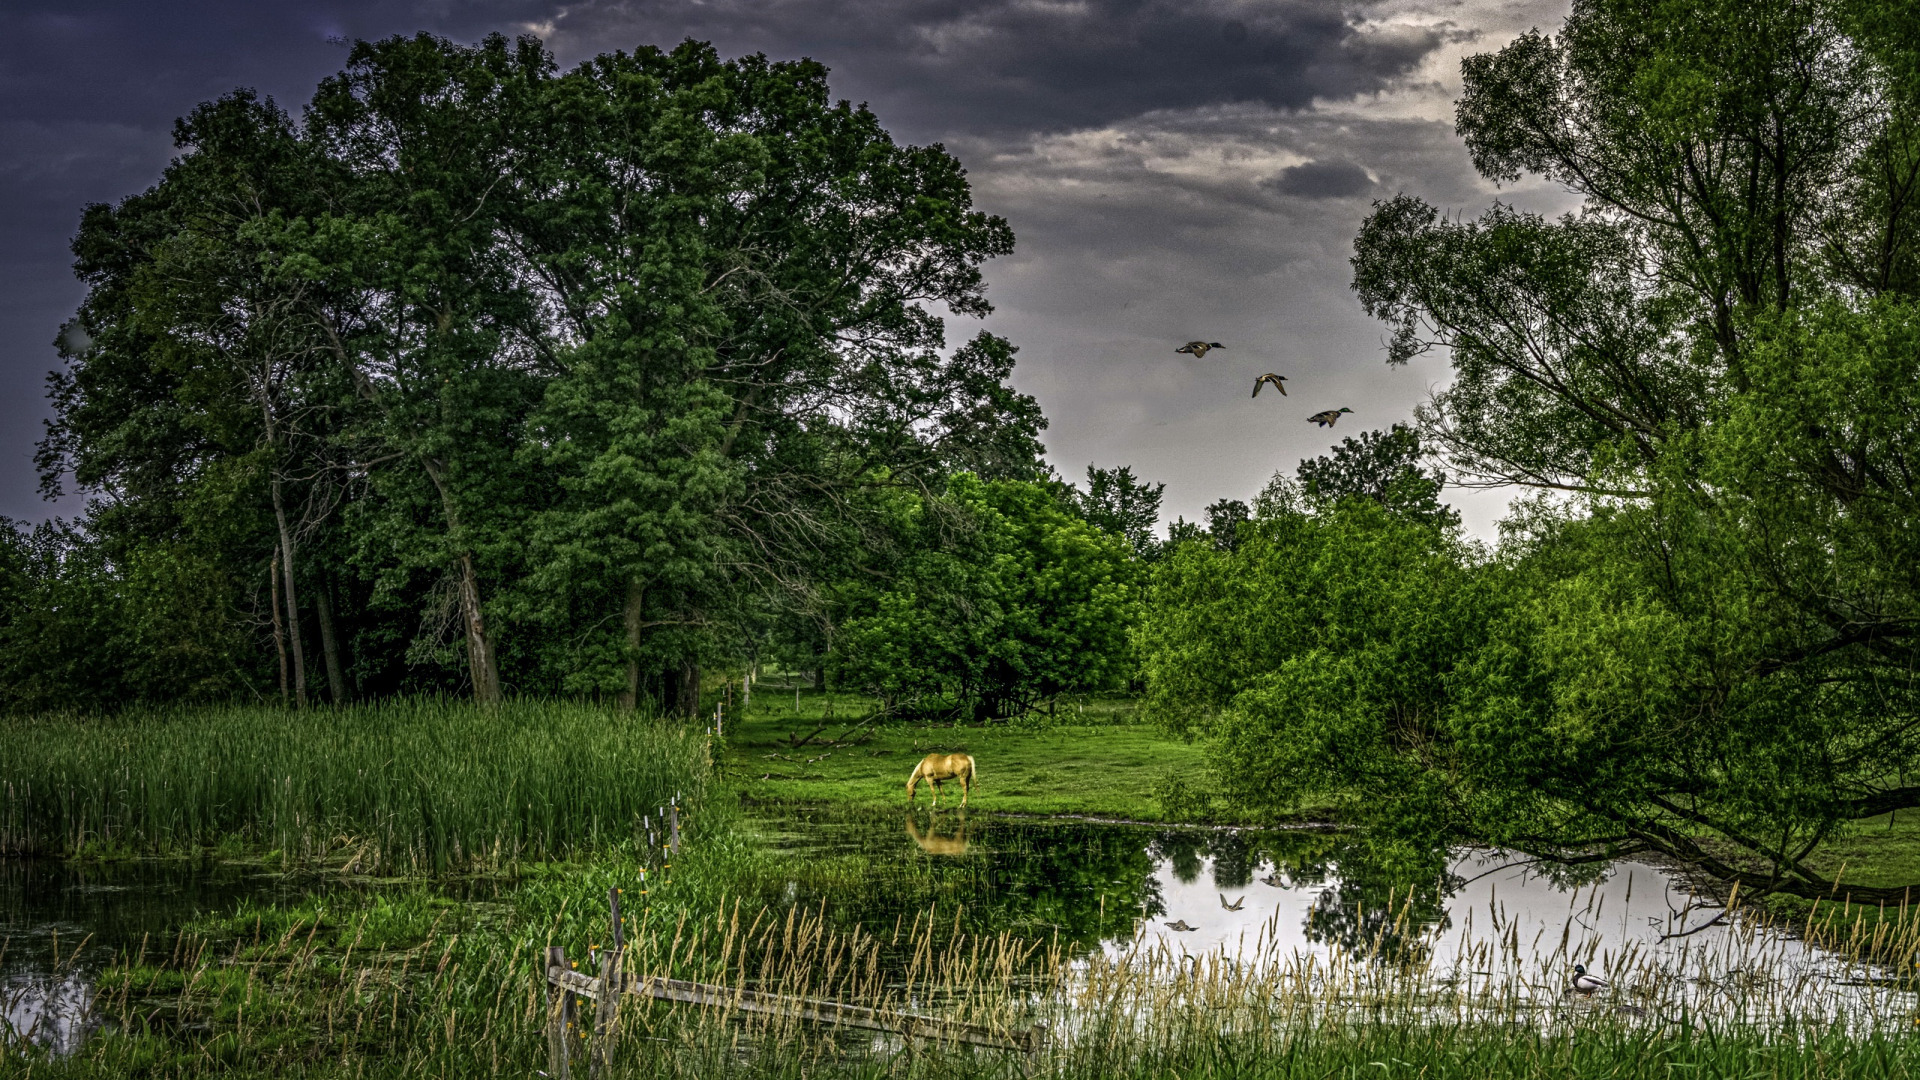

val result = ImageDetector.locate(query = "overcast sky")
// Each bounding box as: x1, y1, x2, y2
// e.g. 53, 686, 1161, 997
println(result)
1, 0, 1580, 536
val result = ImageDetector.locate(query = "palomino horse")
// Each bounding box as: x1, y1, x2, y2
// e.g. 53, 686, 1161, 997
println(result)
906, 752, 976, 808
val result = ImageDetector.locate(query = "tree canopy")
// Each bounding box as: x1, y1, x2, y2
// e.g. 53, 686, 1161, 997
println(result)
1141, 0, 1920, 901
11, 34, 1072, 714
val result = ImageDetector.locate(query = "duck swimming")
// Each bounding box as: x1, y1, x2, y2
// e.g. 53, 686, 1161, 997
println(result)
1571, 964, 1609, 995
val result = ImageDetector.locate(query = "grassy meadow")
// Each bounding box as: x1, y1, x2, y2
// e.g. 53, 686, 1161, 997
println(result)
721, 685, 1254, 822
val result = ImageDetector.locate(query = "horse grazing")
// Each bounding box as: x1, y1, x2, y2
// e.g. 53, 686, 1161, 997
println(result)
907, 752, 976, 808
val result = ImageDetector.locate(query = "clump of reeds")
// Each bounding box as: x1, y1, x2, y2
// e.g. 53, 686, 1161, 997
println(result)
0, 699, 708, 871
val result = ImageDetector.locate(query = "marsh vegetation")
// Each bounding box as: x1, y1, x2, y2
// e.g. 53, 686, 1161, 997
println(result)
8, 799, 1920, 1077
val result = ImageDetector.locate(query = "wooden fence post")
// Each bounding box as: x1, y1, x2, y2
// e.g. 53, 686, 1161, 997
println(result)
545, 945, 572, 1079
589, 889, 625, 1078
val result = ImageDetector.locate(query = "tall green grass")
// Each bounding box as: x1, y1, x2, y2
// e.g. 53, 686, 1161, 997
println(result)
0, 700, 708, 870
15, 897, 1920, 1080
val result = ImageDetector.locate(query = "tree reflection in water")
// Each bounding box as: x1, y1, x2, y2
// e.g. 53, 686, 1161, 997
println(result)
759, 810, 1492, 971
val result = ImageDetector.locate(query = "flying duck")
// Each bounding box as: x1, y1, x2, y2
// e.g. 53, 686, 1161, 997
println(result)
1260, 872, 1286, 888
1307, 408, 1353, 427
1251, 373, 1289, 398
1164, 919, 1198, 932
1219, 894, 1245, 911
1571, 964, 1609, 995
1176, 341, 1224, 358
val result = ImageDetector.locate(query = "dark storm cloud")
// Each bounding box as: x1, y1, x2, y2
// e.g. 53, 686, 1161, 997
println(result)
1263, 159, 1374, 198
535, 0, 1453, 137
0, 0, 1484, 523
0, 0, 1456, 522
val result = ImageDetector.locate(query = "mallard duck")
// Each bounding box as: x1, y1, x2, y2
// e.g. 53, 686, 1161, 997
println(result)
1251, 373, 1288, 398
1176, 341, 1225, 358
1307, 407, 1353, 427
1164, 919, 1198, 932
1260, 872, 1286, 888
1571, 964, 1609, 995
1219, 894, 1245, 911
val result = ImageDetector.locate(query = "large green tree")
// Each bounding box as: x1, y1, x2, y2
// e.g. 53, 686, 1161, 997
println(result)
1158, 0, 1920, 900
28, 33, 1043, 714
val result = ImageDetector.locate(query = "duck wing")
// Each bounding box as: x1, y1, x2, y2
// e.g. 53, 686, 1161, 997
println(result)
1252, 373, 1288, 397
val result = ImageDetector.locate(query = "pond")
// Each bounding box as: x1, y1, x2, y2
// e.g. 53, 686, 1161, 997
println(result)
4, 809, 1911, 1053
0, 860, 504, 1054
0, 859, 344, 1053
746, 807, 1916, 1027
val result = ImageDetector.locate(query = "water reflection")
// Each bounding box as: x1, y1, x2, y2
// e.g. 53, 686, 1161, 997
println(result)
4, 970, 91, 1055
904, 813, 971, 856
0, 860, 328, 1052
0, 860, 494, 1054
759, 809, 1913, 1024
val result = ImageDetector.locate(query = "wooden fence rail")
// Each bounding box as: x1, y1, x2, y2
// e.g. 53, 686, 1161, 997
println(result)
541, 889, 1038, 1078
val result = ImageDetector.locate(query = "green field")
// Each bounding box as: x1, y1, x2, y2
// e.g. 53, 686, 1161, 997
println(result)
720, 687, 1254, 822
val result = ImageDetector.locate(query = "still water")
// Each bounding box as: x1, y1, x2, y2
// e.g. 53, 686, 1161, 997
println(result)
0, 860, 339, 1052
752, 809, 1915, 1025
3, 810, 1910, 1050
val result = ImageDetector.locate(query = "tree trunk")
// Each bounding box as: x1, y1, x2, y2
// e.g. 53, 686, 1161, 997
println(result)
269, 547, 289, 707
420, 457, 502, 705
270, 474, 308, 708
674, 661, 701, 718
314, 573, 348, 704
455, 551, 502, 704
618, 579, 645, 711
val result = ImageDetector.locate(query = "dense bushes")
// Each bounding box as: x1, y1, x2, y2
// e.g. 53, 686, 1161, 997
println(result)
830, 475, 1139, 721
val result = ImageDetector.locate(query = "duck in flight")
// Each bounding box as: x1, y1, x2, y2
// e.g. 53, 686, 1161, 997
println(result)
1251, 373, 1288, 398
1176, 341, 1224, 358
1308, 408, 1353, 427
1219, 894, 1245, 911
1164, 919, 1198, 932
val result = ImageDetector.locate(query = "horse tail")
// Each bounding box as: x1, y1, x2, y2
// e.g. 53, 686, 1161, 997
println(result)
968, 754, 978, 784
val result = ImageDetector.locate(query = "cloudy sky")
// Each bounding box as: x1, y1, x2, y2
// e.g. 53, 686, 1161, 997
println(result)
1, 0, 1580, 535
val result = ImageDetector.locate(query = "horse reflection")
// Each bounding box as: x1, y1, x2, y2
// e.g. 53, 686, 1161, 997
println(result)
906, 812, 971, 856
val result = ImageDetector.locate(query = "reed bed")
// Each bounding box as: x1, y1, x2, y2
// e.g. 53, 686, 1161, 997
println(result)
15, 886, 1920, 1080
0, 700, 708, 871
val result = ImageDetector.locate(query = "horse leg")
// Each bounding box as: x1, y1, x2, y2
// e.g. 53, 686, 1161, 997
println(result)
960, 770, 970, 807
931, 778, 941, 809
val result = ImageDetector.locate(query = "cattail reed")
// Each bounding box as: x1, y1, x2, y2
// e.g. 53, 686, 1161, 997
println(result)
0, 699, 708, 871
